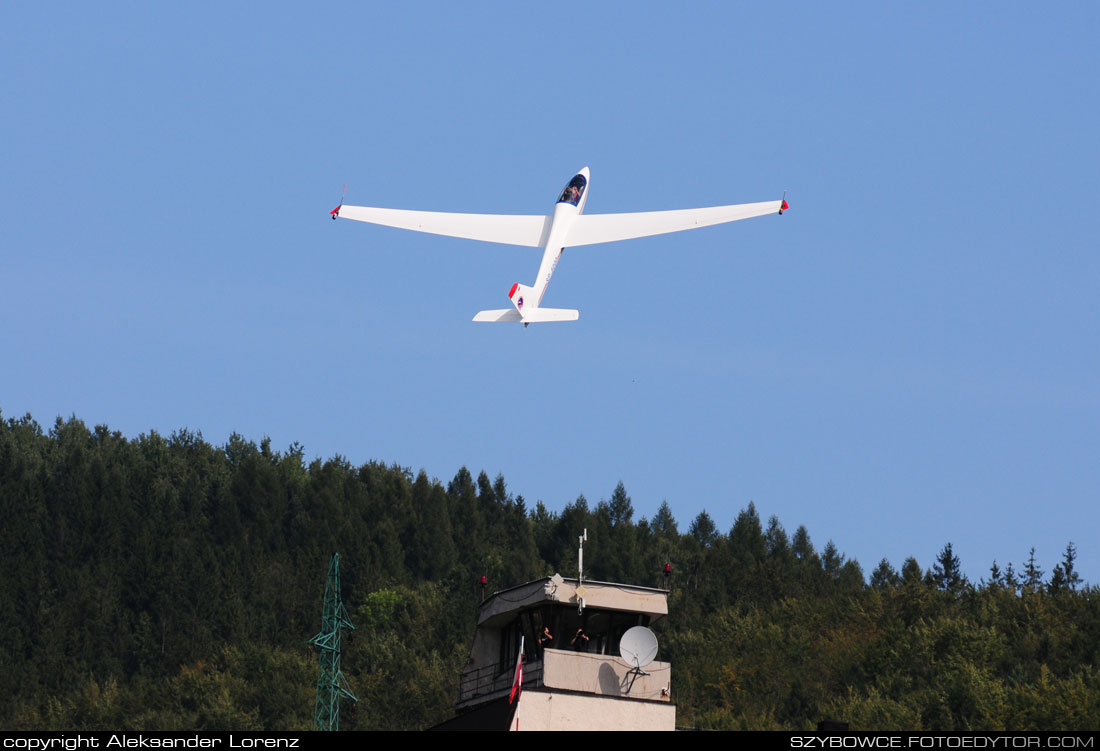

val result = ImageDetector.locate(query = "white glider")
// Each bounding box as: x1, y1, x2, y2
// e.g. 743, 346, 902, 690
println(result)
331, 167, 787, 324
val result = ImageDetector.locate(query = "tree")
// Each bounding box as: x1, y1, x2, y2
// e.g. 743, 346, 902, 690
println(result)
1048, 542, 1080, 594
792, 526, 818, 565
689, 510, 718, 547
651, 501, 678, 537
608, 481, 634, 527
549, 495, 592, 576
729, 502, 766, 565
530, 501, 558, 565
821, 541, 844, 579
1022, 548, 1043, 593
1063, 542, 1081, 590
407, 471, 455, 580
492, 474, 508, 505
931, 543, 967, 594
597, 483, 642, 583
762, 516, 797, 598
900, 557, 923, 586
447, 467, 482, 575
871, 558, 900, 590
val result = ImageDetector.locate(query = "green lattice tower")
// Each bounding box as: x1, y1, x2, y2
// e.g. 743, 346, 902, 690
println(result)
309, 553, 358, 731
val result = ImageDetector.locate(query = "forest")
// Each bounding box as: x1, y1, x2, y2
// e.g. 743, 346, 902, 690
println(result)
1, 411, 1097, 730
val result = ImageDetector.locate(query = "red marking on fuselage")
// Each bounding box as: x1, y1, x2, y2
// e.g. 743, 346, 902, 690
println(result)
509, 282, 520, 299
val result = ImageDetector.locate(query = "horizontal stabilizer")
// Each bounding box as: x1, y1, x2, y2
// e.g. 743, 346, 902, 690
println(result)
472, 308, 579, 323
473, 309, 523, 322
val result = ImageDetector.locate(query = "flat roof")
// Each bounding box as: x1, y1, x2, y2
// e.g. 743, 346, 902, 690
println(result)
478, 576, 669, 626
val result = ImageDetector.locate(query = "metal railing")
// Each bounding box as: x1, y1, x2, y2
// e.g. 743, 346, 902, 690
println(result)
457, 657, 545, 705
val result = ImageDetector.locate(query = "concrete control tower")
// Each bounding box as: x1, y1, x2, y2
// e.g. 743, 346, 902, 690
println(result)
435, 574, 675, 731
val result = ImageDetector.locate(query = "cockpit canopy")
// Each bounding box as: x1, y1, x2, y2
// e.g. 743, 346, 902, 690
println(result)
557, 174, 587, 206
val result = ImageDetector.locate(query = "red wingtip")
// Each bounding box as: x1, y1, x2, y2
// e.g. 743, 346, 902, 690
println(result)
781, 200, 789, 211
330, 206, 341, 216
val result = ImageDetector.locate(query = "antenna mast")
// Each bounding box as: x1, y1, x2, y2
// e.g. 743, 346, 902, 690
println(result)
309, 553, 358, 731
578, 528, 587, 584
576, 528, 589, 614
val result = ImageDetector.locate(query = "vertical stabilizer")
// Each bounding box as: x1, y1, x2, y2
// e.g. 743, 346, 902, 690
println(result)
508, 283, 537, 315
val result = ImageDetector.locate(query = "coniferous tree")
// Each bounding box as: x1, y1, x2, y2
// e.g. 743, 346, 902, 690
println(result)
651, 501, 678, 537
931, 542, 967, 594
987, 560, 1004, 589
608, 481, 634, 527
642, 502, 680, 590
792, 525, 818, 564
476, 471, 500, 529
550, 494, 592, 575
871, 558, 900, 590
1049, 542, 1081, 593
729, 502, 767, 564
530, 501, 558, 566
407, 471, 456, 581
689, 510, 718, 547
900, 557, 923, 586
447, 467, 482, 578
1064, 542, 1081, 590
762, 516, 797, 599
764, 516, 790, 559
822, 541, 844, 579
1022, 547, 1044, 593
591, 483, 640, 582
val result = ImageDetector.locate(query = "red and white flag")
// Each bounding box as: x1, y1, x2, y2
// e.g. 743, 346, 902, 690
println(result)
510, 635, 524, 730
509, 635, 524, 704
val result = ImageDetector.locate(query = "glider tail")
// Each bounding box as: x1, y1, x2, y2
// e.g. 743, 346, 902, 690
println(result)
472, 281, 578, 323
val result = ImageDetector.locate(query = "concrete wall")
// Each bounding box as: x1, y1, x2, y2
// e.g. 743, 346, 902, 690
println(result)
542, 649, 671, 703
513, 690, 675, 731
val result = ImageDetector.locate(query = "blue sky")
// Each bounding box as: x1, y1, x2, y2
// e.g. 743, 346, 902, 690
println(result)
3, 4, 1098, 585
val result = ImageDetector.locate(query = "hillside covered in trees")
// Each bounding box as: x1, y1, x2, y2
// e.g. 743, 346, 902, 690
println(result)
2, 411, 1097, 730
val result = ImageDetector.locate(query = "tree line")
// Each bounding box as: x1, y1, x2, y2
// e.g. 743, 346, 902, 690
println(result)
1, 411, 1095, 730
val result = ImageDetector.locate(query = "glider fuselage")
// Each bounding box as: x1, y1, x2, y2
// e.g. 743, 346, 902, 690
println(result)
531, 167, 589, 306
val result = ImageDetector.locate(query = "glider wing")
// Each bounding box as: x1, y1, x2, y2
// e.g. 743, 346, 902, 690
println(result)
565, 200, 785, 247
335, 206, 552, 248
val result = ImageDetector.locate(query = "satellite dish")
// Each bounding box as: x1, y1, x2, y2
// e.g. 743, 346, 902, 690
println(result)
619, 626, 659, 670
